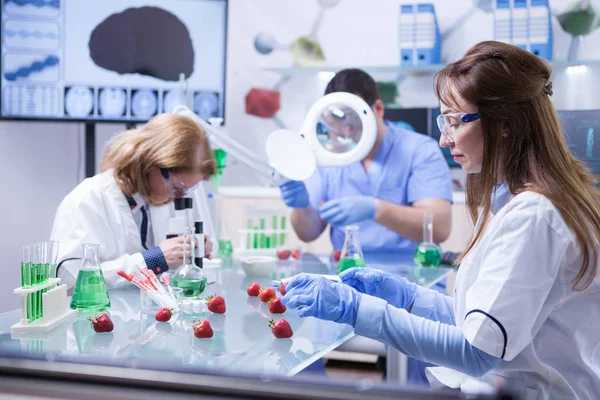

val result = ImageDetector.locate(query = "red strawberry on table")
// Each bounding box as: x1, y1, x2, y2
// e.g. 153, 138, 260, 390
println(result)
89, 313, 114, 333
269, 319, 293, 338
269, 298, 287, 314
206, 295, 226, 314
277, 249, 291, 260
247, 282, 261, 296
259, 287, 276, 303
193, 320, 214, 338
333, 250, 341, 262
155, 307, 173, 322
279, 281, 288, 296
291, 249, 301, 260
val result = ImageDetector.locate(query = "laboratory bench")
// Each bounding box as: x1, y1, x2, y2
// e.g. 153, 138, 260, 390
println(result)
0, 253, 453, 388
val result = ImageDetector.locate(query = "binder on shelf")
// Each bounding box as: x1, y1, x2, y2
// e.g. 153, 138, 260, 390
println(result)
399, 3, 441, 66
529, 0, 552, 60
399, 5, 415, 65
493, 0, 553, 60
513, 0, 529, 50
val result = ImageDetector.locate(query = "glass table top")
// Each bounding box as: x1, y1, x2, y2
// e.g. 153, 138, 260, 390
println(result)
0, 252, 453, 377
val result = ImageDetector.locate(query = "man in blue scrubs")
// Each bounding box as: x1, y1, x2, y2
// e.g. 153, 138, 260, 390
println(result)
279, 69, 453, 384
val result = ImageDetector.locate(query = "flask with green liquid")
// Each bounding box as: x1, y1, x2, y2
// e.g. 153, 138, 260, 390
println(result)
337, 225, 365, 274
414, 213, 442, 267
70, 243, 111, 312
172, 227, 207, 297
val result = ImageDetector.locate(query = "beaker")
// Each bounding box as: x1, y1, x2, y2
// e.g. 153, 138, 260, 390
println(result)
414, 213, 442, 267
337, 225, 365, 274
172, 227, 207, 298
70, 243, 111, 312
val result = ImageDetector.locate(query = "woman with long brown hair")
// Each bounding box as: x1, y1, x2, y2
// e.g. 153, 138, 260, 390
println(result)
51, 113, 216, 289
280, 41, 600, 398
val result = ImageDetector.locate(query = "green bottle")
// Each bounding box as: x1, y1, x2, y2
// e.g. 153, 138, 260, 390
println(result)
71, 244, 111, 312
414, 213, 442, 267
217, 239, 233, 257
172, 227, 207, 298
336, 225, 365, 275
337, 256, 365, 274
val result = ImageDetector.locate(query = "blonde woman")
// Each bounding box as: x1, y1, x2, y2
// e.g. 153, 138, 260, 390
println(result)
51, 113, 215, 288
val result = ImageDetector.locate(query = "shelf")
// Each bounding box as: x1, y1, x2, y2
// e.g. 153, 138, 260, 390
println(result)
263, 59, 600, 77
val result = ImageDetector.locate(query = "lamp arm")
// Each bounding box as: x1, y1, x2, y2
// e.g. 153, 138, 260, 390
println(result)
173, 106, 285, 184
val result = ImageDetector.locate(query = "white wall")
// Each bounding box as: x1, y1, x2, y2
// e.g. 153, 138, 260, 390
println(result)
0, 122, 124, 312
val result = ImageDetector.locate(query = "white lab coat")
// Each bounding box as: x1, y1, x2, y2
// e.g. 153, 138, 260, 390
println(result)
50, 170, 215, 289
427, 189, 600, 399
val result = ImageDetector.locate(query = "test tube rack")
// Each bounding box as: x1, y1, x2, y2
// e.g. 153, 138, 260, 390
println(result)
236, 205, 291, 255
11, 278, 77, 334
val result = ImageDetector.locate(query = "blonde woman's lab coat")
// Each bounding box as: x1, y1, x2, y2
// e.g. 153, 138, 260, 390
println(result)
50, 170, 214, 289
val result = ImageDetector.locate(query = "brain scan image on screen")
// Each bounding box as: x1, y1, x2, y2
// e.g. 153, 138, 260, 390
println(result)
163, 89, 185, 113
0, 0, 227, 122
65, 86, 93, 117
89, 7, 194, 81
193, 92, 219, 120
99, 88, 126, 117
131, 89, 158, 119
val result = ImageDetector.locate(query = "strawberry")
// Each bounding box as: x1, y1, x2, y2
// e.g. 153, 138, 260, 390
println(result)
259, 287, 276, 303
278, 281, 288, 296
193, 320, 214, 338
269, 319, 293, 338
269, 298, 287, 314
291, 249, 301, 260
89, 313, 114, 333
247, 282, 261, 296
206, 295, 226, 314
277, 249, 291, 260
155, 307, 173, 322
333, 250, 341, 262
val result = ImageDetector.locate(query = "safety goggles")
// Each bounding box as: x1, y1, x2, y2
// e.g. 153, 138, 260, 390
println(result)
160, 168, 199, 198
436, 111, 480, 143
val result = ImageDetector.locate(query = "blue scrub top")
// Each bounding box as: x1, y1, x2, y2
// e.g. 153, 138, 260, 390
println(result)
306, 121, 453, 253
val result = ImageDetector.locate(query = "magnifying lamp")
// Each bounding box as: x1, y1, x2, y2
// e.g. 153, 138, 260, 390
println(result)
175, 92, 377, 183
172, 93, 376, 255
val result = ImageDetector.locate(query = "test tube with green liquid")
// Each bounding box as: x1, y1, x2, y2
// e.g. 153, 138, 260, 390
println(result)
246, 219, 252, 249
260, 218, 265, 248
271, 216, 277, 248
47, 240, 59, 279
20, 246, 32, 321
35, 243, 46, 320
280, 216, 287, 247
29, 244, 39, 322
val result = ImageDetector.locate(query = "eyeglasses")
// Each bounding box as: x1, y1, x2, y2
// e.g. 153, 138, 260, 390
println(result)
160, 168, 199, 198
436, 111, 480, 143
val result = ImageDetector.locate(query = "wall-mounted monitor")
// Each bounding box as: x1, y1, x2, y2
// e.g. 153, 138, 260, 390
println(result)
384, 107, 429, 135
557, 110, 600, 176
1, 0, 227, 122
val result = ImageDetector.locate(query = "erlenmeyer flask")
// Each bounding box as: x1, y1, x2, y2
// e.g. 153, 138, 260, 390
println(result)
337, 225, 365, 274
70, 243, 111, 312
414, 213, 442, 267
172, 227, 207, 297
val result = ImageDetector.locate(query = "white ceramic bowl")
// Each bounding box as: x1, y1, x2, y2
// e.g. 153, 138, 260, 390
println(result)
239, 255, 277, 277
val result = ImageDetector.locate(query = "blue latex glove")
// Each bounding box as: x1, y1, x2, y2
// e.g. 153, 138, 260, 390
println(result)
281, 273, 361, 326
318, 196, 376, 226
356, 295, 501, 377
340, 268, 419, 310
279, 180, 309, 208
